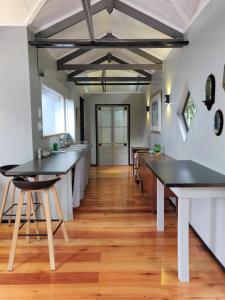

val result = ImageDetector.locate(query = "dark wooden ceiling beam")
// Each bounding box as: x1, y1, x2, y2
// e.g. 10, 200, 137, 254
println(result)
81, 0, 95, 40
60, 63, 162, 71
57, 33, 110, 67
35, 0, 106, 38
30, 38, 188, 48
114, 0, 183, 38
57, 33, 163, 70
110, 54, 154, 77
69, 76, 151, 82
106, 0, 114, 14
56, 32, 162, 67
67, 54, 109, 78
105, 33, 163, 64
101, 70, 106, 92
129, 48, 162, 64
57, 49, 90, 66
66, 53, 153, 79
75, 82, 150, 86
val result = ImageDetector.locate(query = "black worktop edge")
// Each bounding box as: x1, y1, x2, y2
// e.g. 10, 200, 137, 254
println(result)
144, 160, 225, 188
6, 146, 91, 176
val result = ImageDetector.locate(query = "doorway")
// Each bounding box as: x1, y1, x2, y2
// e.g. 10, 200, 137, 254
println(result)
96, 104, 130, 166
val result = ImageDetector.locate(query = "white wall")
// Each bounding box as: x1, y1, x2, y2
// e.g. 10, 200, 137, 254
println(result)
0, 26, 81, 197
0, 26, 34, 164
0, 26, 34, 197
84, 93, 150, 164
27, 32, 81, 155
149, 0, 225, 266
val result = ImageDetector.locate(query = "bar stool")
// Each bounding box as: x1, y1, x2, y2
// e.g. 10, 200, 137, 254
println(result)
8, 177, 69, 271
0, 165, 40, 224
0, 165, 20, 224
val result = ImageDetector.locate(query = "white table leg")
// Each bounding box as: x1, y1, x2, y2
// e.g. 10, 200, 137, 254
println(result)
157, 179, 164, 231
178, 197, 190, 282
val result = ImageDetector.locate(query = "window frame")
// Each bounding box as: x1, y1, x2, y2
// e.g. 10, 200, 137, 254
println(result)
181, 91, 197, 133
182, 91, 191, 132
41, 84, 67, 138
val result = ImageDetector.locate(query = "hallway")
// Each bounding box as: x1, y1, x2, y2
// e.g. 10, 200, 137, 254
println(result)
0, 166, 224, 299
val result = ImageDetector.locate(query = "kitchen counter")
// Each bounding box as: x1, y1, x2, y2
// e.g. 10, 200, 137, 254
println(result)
6, 148, 88, 176
6, 145, 91, 221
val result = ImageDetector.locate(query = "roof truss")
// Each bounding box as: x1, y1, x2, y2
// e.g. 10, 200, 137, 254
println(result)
113, 0, 183, 38
57, 33, 162, 68
66, 53, 152, 79
34, 0, 184, 38
35, 0, 105, 38
67, 54, 109, 78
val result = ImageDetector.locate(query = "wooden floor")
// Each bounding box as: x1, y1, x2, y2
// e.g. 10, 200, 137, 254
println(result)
0, 166, 224, 299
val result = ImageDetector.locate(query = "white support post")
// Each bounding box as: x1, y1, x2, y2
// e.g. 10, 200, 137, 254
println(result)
178, 197, 190, 282
157, 179, 164, 231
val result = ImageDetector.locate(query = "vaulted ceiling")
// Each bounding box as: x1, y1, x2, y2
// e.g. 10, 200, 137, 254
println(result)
0, 0, 210, 93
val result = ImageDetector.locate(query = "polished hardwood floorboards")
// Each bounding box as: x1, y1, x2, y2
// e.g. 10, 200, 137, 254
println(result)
0, 166, 224, 299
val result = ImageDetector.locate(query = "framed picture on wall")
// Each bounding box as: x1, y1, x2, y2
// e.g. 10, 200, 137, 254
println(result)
150, 91, 162, 133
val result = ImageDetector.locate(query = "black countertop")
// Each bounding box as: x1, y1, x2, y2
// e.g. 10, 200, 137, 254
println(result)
146, 160, 225, 187
6, 150, 87, 176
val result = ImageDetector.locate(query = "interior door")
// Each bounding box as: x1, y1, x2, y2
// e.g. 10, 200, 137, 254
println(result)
97, 106, 113, 165
97, 105, 129, 166
112, 106, 129, 165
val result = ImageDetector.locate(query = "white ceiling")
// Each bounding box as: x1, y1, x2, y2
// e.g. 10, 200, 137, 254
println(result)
0, 0, 210, 93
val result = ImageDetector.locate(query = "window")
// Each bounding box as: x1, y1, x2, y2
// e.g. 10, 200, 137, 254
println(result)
65, 99, 75, 140
41, 85, 65, 136
177, 89, 197, 141
182, 91, 197, 132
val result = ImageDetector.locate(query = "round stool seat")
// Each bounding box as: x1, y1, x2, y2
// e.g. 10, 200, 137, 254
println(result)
0, 165, 19, 177
13, 177, 61, 191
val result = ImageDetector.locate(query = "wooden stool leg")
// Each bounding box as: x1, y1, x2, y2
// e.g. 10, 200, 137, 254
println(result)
33, 177, 43, 214
8, 191, 25, 271
0, 179, 11, 223
37, 192, 46, 219
30, 193, 41, 241
8, 184, 16, 225
51, 186, 69, 243
26, 192, 31, 243
43, 190, 55, 271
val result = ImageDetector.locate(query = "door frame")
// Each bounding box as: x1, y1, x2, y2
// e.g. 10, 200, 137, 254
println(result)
95, 104, 130, 166
80, 97, 85, 141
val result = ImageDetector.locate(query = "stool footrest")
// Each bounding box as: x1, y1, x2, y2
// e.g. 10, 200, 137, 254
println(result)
2, 202, 41, 218
18, 219, 63, 237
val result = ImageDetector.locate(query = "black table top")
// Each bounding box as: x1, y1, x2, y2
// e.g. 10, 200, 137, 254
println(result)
6, 150, 86, 176
146, 160, 225, 187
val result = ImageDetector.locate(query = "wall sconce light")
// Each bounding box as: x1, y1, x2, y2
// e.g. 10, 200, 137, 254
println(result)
165, 94, 170, 104
146, 105, 150, 112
